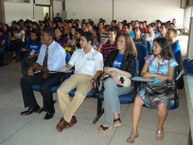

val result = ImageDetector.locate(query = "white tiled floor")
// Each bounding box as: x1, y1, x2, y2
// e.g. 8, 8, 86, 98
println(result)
0, 62, 190, 145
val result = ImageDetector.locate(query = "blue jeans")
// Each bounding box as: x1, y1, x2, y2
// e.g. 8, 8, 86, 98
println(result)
103, 78, 133, 125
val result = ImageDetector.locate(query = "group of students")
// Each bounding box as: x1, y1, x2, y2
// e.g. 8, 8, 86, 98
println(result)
0, 17, 182, 143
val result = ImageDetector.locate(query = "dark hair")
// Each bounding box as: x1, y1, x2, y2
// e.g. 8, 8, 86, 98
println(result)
161, 22, 170, 29
30, 28, 40, 40
42, 27, 55, 40
81, 31, 93, 42
168, 27, 178, 36
107, 27, 117, 36
76, 28, 84, 36
54, 27, 64, 33
153, 37, 174, 60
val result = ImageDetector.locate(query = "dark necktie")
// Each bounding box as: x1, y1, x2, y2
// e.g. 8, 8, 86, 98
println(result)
43, 47, 49, 78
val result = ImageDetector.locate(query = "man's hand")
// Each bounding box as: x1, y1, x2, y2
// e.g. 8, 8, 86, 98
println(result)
60, 66, 68, 72
27, 66, 34, 76
40, 66, 49, 73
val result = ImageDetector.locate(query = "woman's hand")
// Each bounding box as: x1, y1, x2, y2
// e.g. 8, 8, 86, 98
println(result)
104, 67, 114, 74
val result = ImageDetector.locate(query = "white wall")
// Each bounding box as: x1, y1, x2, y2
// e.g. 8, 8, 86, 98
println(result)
4, 0, 184, 27
4, 1, 34, 25
53, 0, 63, 17
66, 0, 184, 27
4, 0, 62, 25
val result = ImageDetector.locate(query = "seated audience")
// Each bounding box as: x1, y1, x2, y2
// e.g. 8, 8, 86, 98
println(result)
54, 27, 68, 47
167, 27, 182, 65
159, 23, 170, 38
92, 27, 100, 49
56, 31, 103, 131
97, 33, 137, 132
127, 37, 178, 143
20, 28, 66, 120
97, 27, 117, 64
133, 27, 148, 47
10, 22, 25, 60
21, 29, 41, 76
144, 23, 158, 51
73, 28, 84, 50
124, 23, 134, 38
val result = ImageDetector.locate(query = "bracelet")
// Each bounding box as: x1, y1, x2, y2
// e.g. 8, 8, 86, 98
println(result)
153, 73, 156, 78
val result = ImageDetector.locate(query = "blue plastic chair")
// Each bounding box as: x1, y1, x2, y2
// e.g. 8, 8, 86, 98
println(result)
135, 44, 148, 73
68, 88, 97, 98
132, 68, 182, 110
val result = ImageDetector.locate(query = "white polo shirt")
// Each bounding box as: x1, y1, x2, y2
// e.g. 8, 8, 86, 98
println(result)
69, 47, 104, 76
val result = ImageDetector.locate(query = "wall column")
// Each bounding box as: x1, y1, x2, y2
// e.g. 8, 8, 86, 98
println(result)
0, 0, 5, 23
187, 17, 193, 58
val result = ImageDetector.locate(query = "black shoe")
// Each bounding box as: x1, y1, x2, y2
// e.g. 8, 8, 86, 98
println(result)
44, 109, 55, 120
20, 105, 40, 116
37, 108, 45, 114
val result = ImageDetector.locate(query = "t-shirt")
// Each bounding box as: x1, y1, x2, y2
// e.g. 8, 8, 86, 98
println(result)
113, 53, 124, 69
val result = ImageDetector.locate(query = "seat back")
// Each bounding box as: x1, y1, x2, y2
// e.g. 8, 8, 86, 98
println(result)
168, 68, 184, 109
135, 44, 148, 73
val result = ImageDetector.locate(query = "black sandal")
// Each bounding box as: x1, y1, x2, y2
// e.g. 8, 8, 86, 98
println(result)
97, 124, 112, 132
113, 117, 121, 128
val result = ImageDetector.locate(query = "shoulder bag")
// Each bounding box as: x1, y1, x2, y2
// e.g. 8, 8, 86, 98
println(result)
144, 79, 175, 107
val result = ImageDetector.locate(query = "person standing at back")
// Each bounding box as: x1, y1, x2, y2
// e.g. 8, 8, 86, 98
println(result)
20, 28, 66, 120
56, 31, 103, 132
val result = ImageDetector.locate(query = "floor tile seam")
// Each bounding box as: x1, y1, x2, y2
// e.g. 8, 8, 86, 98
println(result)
0, 115, 39, 145
107, 104, 131, 145
0, 103, 21, 107
121, 103, 132, 120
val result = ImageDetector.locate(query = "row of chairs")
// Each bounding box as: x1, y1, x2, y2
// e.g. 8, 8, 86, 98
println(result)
31, 44, 181, 124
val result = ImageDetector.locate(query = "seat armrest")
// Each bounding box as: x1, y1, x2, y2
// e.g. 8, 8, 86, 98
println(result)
131, 76, 153, 83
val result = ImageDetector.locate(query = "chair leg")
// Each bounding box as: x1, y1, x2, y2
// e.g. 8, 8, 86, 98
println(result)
93, 96, 104, 124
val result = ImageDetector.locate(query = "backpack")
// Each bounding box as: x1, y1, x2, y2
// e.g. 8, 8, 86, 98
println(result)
183, 57, 193, 76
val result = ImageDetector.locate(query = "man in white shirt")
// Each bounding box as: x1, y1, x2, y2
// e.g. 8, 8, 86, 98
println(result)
56, 32, 103, 132
20, 28, 66, 120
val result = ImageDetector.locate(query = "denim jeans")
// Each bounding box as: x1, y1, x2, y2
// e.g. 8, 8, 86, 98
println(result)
103, 78, 133, 125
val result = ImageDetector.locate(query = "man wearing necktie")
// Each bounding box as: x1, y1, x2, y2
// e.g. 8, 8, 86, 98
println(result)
20, 28, 66, 120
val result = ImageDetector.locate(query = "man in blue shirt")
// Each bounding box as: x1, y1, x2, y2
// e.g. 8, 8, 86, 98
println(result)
167, 27, 182, 64
20, 28, 66, 120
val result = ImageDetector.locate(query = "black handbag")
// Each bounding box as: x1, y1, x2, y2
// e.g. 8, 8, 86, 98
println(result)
144, 79, 175, 107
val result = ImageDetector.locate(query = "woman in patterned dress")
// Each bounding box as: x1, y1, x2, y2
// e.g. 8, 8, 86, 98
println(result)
127, 37, 178, 143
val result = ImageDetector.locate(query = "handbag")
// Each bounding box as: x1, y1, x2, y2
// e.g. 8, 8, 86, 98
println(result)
94, 72, 131, 92
114, 73, 131, 87
144, 79, 175, 107
94, 72, 111, 92
183, 57, 193, 76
